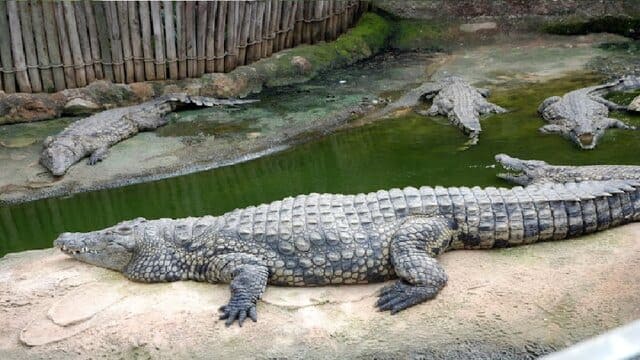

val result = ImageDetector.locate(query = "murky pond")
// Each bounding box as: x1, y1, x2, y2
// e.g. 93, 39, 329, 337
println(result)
1, 71, 639, 256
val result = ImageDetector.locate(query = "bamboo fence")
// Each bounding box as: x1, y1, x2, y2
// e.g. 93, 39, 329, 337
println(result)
0, 0, 367, 94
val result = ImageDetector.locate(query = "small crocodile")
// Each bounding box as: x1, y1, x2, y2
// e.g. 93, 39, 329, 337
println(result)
40, 94, 258, 176
538, 76, 640, 149
55, 180, 640, 326
373, 76, 506, 145
495, 153, 640, 186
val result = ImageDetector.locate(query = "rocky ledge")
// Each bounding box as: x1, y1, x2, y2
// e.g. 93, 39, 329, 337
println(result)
1, 223, 639, 359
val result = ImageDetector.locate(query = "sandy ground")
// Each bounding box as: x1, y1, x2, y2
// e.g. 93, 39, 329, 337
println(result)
0, 33, 625, 205
1, 223, 639, 359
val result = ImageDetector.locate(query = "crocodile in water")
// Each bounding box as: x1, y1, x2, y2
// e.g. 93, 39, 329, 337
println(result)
55, 180, 640, 326
373, 75, 506, 145
538, 76, 640, 149
495, 153, 640, 186
40, 94, 258, 176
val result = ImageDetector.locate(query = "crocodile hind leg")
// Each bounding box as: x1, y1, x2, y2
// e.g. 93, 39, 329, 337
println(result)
377, 216, 458, 314
208, 253, 269, 327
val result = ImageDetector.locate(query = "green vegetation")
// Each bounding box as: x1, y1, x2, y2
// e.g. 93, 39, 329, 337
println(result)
389, 19, 451, 51
543, 15, 640, 39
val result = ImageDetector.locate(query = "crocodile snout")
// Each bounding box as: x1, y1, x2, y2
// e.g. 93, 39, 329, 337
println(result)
578, 133, 595, 147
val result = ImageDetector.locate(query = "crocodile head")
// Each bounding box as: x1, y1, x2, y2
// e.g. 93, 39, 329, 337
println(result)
495, 153, 549, 186
40, 140, 75, 176
54, 218, 147, 271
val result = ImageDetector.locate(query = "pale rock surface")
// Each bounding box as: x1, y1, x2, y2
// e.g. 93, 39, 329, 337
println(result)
1, 224, 639, 359
628, 94, 640, 112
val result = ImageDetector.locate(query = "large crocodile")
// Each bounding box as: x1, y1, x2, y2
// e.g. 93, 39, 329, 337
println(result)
538, 76, 640, 149
373, 75, 506, 145
55, 180, 640, 326
40, 94, 258, 176
496, 153, 640, 186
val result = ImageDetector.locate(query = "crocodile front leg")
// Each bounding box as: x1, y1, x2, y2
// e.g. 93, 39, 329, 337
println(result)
87, 146, 109, 165
377, 216, 458, 314
208, 253, 269, 327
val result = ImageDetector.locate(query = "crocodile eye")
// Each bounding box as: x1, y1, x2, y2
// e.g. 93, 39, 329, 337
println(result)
116, 226, 132, 235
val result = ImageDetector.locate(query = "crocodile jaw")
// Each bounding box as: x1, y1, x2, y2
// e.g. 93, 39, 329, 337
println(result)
494, 154, 549, 185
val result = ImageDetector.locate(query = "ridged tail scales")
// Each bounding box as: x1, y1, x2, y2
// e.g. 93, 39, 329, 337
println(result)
378, 180, 640, 314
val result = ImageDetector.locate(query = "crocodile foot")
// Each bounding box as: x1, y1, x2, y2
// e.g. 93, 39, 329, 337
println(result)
218, 301, 258, 327
376, 280, 440, 314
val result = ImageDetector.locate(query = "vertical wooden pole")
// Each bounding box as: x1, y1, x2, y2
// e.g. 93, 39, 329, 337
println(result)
0, 1, 15, 93
185, 1, 196, 77
205, 1, 217, 73
62, 2, 87, 87
7, 0, 32, 92
128, 2, 144, 82
214, 1, 226, 72
245, 2, 257, 64
284, 1, 298, 49
311, 1, 323, 44
320, 0, 328, 42
105, 2, 124, 83
293, 0, 304, 46
224, 1, 237, 72
73, 2, 96, 83
116, 2, 134, 83
54, 2, 76, 88
252, 1, 265, 62
272, 0, 282, 52
196, 1, 208, 76
261, 0, 272, 58
176, 1, 187, 78
17, 1, 43, 92
302, 0, 312, 44
30, 0, 54, 92
163, 1, 178, 79
150, 2, 166, 80
84, 1, 104, 80
237, 2, 250, 66
277, 1, 289, 51
93, 2, 114, 82
138, 1, 155, 80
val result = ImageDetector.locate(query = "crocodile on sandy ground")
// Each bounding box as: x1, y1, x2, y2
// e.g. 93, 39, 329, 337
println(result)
372, 75, 506, 145
495, 153, 640, 186
538, 75, 640, 149
54, 179, 640, 326
40, 94, 258, 176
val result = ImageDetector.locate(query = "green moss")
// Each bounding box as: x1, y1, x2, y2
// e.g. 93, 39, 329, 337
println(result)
390, 20, 450, 51
543, 15, 640, 39
605, 89, 640, 105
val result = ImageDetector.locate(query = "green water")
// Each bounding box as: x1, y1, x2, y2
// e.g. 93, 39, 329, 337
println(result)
1, 74, 640, 256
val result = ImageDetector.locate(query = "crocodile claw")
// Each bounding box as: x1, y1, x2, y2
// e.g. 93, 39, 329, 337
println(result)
218, 303, 258, 327
376, 280, 439, 314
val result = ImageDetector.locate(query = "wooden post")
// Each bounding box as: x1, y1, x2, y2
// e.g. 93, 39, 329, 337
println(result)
62, 2, 87, 87
128, 2, 144, 82
163, 1, 178, 79
30, 0, 54, 92
245, 1, 257, 64
185, 1, 196, 77
0, 1, 15, 93
277, 1, 289, 51
73, 2, 96, 83
54, 2, 76, 88
252, 1, 265, 63
105, 2, 124, 83
320, 0, 328, 42
176, 2, 187, 78
150, 2, 166, 80
293, 0, 303, 46
138, 1, 155, 80
272, 0, 282, 52
17, 1, 42, 92
284, 1, 298, 49
196, 1, 208, 76
7, 0, 32, 92
116, 2, 134, 83
92, 2, 114, 82
261, 0, 272, 58
311, 1, 323, 44
214, 1, 226, 72
84, 1, 104, 81
237, 1, 250, 66
224, 1, 237, 72
205, 1, 217, 73
302, 0, 312, 44
42, 2, 66, 89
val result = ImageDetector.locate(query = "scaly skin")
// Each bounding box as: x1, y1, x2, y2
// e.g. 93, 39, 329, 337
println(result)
538, 76, 640, 150
40, 94, 258, 176
495, 153, 640, 186
372, 76, 506, 145
55, 180, 640, 326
